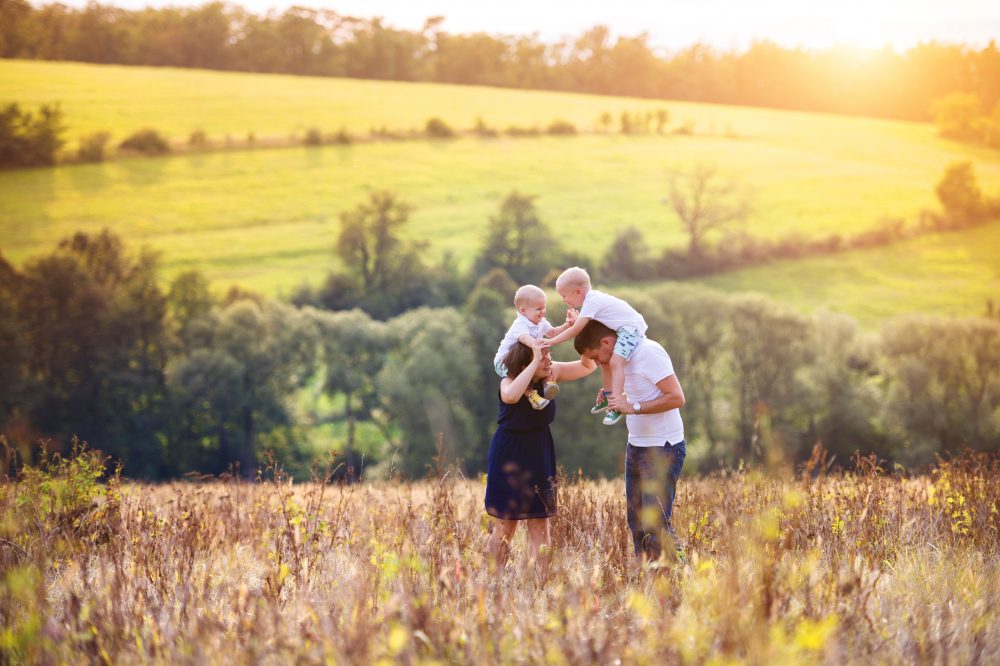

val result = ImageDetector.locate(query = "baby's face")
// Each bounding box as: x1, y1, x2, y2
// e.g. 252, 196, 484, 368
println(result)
558, 286, 585, 310
520, 298, 547, 325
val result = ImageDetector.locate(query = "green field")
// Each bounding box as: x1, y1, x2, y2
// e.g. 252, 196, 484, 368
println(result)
692, 222, 1000, 326
2, 60, 999, 323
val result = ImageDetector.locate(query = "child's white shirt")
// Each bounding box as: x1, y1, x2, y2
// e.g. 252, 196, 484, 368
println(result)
494, 314, 554, 367
579, 289, 648, 335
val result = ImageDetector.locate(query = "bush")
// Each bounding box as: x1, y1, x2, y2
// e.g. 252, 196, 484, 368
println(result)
546, 119, 577, 136
304, 127, 323, 146
425, 117, 456, 138
472, 117, 498, 137
505, 125, 540, 137
328, 127, 353, 145
119, 128, 170, 155
77, 131, 110, 163
188, 129, 207, 148
0, 102, 66, 168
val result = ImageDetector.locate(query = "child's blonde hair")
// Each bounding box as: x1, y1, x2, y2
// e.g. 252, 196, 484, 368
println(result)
514, 284, 546, 310
555, 266, 591, 291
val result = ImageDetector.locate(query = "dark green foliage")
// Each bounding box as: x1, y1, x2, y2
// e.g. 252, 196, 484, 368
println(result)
881, 316, 1000, 463
328, 191, 459, 319
0, 102, 65, 168
377, 308, 480, 477
3, 231, 169, 477
472, 191, 564, 285
601, 226, 654, 281
119, 128, 170, 155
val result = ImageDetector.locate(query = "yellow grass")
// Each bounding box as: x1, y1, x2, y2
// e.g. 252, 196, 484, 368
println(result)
3, 450, 998, 663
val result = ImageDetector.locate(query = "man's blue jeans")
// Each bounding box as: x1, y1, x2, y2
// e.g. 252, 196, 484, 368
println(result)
625, 440, 686, 561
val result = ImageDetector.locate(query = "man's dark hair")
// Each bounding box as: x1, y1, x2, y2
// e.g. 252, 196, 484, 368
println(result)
574, 319, 617, 355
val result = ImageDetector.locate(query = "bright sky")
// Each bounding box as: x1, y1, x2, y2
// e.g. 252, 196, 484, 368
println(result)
56, 0, 1000, 52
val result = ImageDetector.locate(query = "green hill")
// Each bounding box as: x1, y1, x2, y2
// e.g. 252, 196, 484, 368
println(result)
1, 60, 999, 323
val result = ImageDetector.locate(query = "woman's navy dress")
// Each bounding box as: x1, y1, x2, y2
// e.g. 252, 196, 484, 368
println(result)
484, 381, 558, 520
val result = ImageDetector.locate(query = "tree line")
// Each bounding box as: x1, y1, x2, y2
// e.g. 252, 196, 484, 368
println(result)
2, 1, 999, 122
2, 206, 998, 480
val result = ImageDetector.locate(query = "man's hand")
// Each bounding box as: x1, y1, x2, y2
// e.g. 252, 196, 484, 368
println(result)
608, 392, 632, 413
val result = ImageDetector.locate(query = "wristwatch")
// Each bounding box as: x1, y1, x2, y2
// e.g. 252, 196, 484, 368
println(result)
632, 401, 642, 413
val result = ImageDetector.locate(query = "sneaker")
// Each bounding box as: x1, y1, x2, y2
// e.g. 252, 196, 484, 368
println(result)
526, 390, 550, 410
590, 390, 612, 414
602, 409, 624, 426
543, 382, 560, 400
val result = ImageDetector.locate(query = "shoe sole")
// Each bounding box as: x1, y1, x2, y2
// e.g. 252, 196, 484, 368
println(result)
590, 404, 608, 414
543, 384, 559, 400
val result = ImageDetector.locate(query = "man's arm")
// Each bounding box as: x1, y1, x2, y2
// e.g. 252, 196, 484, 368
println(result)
608, 374, 685, 414
541, 315, 590, 348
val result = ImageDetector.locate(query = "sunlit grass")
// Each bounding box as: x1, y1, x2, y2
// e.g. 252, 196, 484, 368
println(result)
690, 222, 1000, 326
2, 59, 999, 322
3, 448, 998, 663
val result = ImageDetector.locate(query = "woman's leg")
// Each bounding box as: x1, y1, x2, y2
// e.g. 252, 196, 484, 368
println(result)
525, 518, 552, 584
486, 519, 518, 570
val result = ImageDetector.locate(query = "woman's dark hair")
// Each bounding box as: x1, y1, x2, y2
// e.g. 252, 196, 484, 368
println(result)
501, 341, 534, 378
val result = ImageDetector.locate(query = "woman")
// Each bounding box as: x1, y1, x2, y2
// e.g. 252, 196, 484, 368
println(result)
484, 341, 596, 579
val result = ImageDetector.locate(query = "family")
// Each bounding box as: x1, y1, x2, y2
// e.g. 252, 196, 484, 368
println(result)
485, 266, 687, 579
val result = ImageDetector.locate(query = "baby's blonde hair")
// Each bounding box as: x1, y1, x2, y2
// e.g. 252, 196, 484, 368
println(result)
514, 284, 546, 309
555, 266, 591, 291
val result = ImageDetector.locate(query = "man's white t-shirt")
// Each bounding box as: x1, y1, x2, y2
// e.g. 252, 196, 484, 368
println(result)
493, 314, 554, 367
623, 339, 685, 447
579, 289, 648, 335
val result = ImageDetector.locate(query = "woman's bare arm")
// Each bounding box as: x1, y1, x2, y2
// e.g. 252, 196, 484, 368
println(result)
499, 346, 543, 404
550, 355, 597, 383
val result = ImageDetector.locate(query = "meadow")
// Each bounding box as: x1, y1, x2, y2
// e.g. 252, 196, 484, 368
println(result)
2, 447, 998, 663
2, 60, 1000, 323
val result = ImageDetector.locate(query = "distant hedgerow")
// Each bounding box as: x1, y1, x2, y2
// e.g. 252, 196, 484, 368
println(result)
425, 117, 456, 138
546, 119, 577, 135
119, 128, 170, 155
77, 131, 110, 163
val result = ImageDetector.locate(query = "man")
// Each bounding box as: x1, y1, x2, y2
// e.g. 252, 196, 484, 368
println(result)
574, 319, 687, 562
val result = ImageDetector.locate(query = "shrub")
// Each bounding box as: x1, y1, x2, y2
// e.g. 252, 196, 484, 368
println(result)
119, 128, 170, 155
425, 117, 456, 138
77, 131, 110, 163
328, 127, 353, 145
0, 102, 66, 168
546, 119, 577, 136
188, 129, 207, 148
505, 125, 540, 137
304, 127, 323, 146
472, 117, 498, 137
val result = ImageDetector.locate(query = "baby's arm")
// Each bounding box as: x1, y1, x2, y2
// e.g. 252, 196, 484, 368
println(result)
541, 315, 591, 348
545, 308, 579, 338
517, 332, 546, 349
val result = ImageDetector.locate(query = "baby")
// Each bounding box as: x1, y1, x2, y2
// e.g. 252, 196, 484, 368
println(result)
542, 267, 647, 425
493, 284, 578, 409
